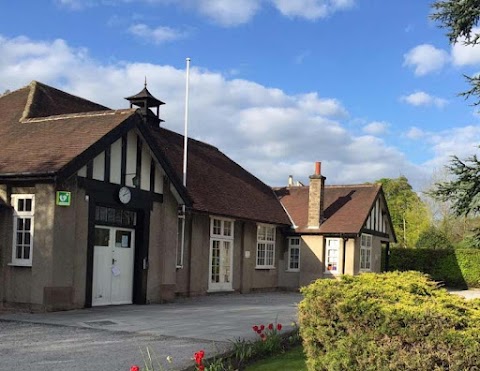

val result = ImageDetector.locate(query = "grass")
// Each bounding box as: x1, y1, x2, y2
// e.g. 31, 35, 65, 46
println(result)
245, 346, 306, 371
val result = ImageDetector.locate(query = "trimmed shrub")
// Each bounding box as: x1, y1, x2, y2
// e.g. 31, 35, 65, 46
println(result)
384, 248, 480, 288
299, 271, 480, 371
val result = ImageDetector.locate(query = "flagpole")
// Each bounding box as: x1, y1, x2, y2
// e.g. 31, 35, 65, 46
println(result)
183, 57, 191, 188
179, 57, 190, 268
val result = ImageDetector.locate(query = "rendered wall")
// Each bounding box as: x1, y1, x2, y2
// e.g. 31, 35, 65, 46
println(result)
299, 235, 324, 287
1, 184, 56, 310
147, 184, 179, 303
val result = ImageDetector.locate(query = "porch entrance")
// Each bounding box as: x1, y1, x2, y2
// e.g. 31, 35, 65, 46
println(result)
92, 226, 135, 306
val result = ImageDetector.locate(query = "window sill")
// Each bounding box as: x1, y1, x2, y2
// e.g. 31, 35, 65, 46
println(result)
8, 262, 32, 267
286, 269, 300, 273
255, 266, 276, 270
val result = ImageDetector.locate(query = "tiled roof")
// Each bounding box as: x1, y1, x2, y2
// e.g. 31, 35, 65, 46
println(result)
0, 82, 136, 176
149, 127, 291, 225
275, 184, 382, 234
0, 81, 291, 226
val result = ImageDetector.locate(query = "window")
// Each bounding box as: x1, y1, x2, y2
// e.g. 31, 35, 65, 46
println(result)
95, 206, 136, 227
11, 194, 35, 266
360, 234, 372, 271
210, 218, 233, 238
176, 216, 185, 267
325, 238, 340, 273
287, 237, 300, 271
256, 224, 276, 268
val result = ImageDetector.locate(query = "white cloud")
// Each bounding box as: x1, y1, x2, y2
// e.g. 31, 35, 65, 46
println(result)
362, 121, 389, 135
294, 50, 311, 64
54, 0, 356, 26
296, 93, 348, 118
405, 126, 426, 140
195, 0, 261, 26
451, 28, 480, 66
422, 126, 480, 169
0, 34, 427, 187
271, 0, 355, 20
55, 0, 98, 9
401, 91, 448, 108
403, 44, 450, 76
128, 24, 187, 44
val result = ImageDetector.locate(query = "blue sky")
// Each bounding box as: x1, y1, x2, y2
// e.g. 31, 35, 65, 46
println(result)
2, 0, 480, 190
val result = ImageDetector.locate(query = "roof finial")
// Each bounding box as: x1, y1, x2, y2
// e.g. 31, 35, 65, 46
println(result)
144, 76, 147, 88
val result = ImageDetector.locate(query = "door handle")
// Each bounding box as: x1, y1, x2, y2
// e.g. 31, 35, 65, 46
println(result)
112, 258, 116, 265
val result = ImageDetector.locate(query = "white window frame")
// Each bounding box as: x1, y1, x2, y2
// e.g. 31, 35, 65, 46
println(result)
325, 238, 340, 273
360, 233, 373, 272
10, 194, 35, 267
256, 224, 276, 269
209, 217, 235, 290
176, 214, 185, 268
287, 237, 301, 272
210, 217, 234, 238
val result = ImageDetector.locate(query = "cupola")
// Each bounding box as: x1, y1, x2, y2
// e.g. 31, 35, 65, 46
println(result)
125, 78, 165, 127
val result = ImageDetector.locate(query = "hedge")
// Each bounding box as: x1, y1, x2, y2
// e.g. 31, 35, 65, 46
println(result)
299, 271, 480, 371
383, 247, 480, 288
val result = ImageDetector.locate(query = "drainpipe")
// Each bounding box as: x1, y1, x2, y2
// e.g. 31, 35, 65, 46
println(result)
342, 236, 347, 275
239, 221, 245, 293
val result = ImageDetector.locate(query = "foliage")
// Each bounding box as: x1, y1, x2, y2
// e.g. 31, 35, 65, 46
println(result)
384, 247, 480, 288
245, 346, 306, 371
429, 154, 480, 244
251, 323, 283, 355
189, 322, 300, 371
431, 0, 480, 105
377, 176, 431, 247
416, 226, 453, 249
299, 271, 480, 371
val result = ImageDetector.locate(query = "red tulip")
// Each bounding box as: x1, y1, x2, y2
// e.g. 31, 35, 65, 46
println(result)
277, 323, 282, 331
252, 325, 259, 332
130, 366, 140, 371
268, 323, 274, 330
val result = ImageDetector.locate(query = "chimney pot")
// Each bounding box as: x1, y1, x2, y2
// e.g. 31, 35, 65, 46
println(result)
315, 161, 321, 176
288, 175, 293, 187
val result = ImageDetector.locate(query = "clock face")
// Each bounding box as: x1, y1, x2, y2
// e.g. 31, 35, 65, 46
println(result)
118, 186, 132, 204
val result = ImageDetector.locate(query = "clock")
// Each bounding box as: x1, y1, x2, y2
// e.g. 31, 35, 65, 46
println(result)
118, 186, 132, 204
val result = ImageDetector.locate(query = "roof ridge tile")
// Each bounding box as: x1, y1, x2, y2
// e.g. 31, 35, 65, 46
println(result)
20, 108, 136, 123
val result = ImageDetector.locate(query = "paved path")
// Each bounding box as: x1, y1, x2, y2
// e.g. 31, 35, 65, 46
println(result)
0, 292, 302, 371
448, 288, 480, 300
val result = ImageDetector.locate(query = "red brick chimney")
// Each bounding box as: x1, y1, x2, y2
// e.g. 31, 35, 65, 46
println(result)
307, 161, 326, 228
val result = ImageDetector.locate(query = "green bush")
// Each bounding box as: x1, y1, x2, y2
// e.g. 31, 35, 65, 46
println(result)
384, 248, 480, 288
299, 272, 480, 371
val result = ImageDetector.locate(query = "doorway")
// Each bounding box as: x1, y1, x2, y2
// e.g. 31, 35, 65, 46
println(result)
92, 226, 135, 306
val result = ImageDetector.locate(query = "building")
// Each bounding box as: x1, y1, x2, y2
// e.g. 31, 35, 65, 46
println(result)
275, 162, 396, 288
0, 81, 395, 311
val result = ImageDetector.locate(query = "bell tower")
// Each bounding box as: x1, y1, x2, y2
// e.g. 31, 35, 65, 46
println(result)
125, 78, 165, 127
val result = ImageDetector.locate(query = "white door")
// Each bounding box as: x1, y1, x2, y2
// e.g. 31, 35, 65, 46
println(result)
209, 239, 233, 291
92, 226, 135, 306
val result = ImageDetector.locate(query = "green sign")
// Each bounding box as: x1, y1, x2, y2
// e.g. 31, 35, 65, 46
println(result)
56, 191, 71, 206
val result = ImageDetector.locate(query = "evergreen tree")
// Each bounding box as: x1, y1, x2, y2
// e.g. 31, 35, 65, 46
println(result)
430, 154, 480, 244
431, 0, 480, 105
